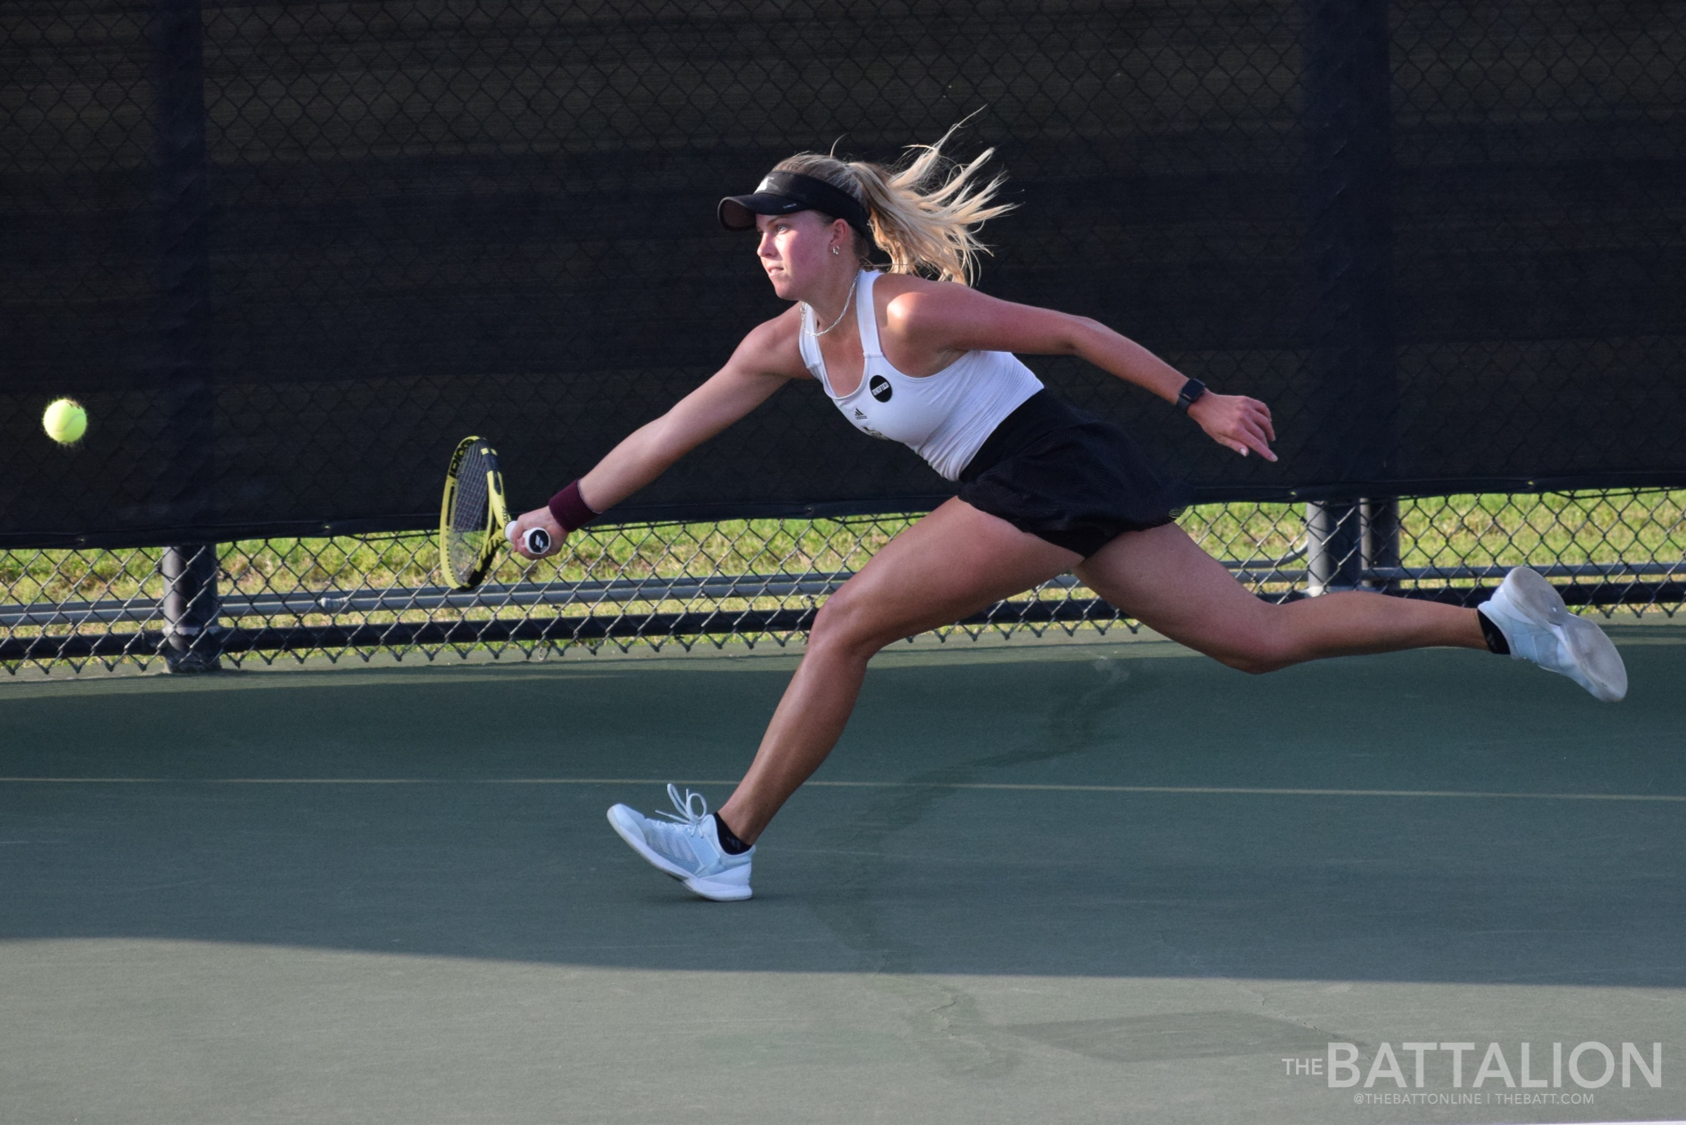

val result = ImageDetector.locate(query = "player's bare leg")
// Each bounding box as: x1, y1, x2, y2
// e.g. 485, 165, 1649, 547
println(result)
716, 498, 1079, 842
1073, 520, 1486, 671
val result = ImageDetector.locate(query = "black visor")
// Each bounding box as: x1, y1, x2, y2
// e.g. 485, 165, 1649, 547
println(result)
718, 171, 872, 237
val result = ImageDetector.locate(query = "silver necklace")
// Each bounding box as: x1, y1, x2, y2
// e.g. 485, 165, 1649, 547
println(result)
807, 274, 858, 337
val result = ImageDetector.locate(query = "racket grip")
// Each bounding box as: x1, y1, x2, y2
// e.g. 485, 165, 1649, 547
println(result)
523, 527, 552, 556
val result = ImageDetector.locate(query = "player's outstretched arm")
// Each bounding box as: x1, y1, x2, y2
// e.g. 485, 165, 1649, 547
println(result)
882, 281, 1277, 462
509, 315, 805, 555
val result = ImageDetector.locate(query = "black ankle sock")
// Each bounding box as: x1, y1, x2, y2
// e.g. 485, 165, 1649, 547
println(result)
713, 813, 751, 854
1477, 606, 1511, 655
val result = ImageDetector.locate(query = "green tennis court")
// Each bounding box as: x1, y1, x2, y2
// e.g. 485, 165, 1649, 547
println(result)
3, 628, 1683, 1123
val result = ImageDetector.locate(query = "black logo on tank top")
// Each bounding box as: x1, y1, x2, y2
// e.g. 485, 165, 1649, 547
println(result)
851, 406, 887, 440
869, 374, 893, 402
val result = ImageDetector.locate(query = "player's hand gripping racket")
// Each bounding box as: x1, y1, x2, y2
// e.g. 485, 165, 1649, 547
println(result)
439, 435, 551, 591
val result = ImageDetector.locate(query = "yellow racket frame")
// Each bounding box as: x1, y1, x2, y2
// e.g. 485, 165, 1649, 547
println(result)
439, 435, 514, 591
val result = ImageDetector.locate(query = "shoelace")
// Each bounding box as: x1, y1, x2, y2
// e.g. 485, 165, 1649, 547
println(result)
653, 782, 710, 836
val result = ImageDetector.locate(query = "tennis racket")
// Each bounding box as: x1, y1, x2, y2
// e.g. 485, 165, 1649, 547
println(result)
439, 435, 551, 591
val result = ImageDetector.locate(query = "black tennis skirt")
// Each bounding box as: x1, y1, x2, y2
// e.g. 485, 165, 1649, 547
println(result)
957, 390, 1192, 558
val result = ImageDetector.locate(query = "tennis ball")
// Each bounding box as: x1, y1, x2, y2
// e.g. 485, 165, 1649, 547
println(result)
42, 398, 88, 445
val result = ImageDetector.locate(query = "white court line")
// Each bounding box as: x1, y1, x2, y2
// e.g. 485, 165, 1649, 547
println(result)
0, 777, 1683, 802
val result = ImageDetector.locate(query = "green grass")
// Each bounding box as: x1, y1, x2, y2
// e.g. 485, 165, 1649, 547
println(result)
4, 491, 1682, 608
2, 491, 1682, 672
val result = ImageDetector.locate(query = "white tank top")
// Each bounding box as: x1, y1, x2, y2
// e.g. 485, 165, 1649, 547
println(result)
797, 271, 1044, 481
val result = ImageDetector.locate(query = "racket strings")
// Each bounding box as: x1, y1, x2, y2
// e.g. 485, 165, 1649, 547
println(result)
445, 444, 494, 584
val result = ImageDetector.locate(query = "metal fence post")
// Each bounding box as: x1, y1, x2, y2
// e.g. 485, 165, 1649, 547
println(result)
154, 0, 219, 671
1361, 497, 1400, 589
162, 544, 220, 672
1301, 0, 1397, 597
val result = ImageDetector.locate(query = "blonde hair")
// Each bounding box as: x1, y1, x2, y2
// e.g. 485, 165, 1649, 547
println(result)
774, 124, 1014, 286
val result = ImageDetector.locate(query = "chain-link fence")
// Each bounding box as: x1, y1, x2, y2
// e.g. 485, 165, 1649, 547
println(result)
4, 0, 1683, 673
3, 490, 1681, 674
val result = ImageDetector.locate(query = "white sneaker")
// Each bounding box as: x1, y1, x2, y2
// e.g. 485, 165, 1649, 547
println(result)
1479, 567, 1627, 702
606, 784, 754, 902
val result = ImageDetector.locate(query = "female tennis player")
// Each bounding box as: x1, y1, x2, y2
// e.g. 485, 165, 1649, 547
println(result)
509, 130, 1627, 901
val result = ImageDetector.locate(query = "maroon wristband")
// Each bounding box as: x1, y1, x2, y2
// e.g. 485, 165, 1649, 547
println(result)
548, 479, 599, 534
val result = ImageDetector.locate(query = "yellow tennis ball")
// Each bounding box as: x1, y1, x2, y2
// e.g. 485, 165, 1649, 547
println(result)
42, 398, 88, 445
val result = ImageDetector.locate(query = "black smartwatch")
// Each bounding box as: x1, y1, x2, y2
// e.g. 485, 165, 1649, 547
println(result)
1175, 377, 1208, 412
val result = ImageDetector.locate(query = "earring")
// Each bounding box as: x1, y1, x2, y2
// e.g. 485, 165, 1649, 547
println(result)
831, 246, 840, 256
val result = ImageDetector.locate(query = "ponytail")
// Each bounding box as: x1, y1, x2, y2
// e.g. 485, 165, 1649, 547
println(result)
773, 124, 1014, 286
